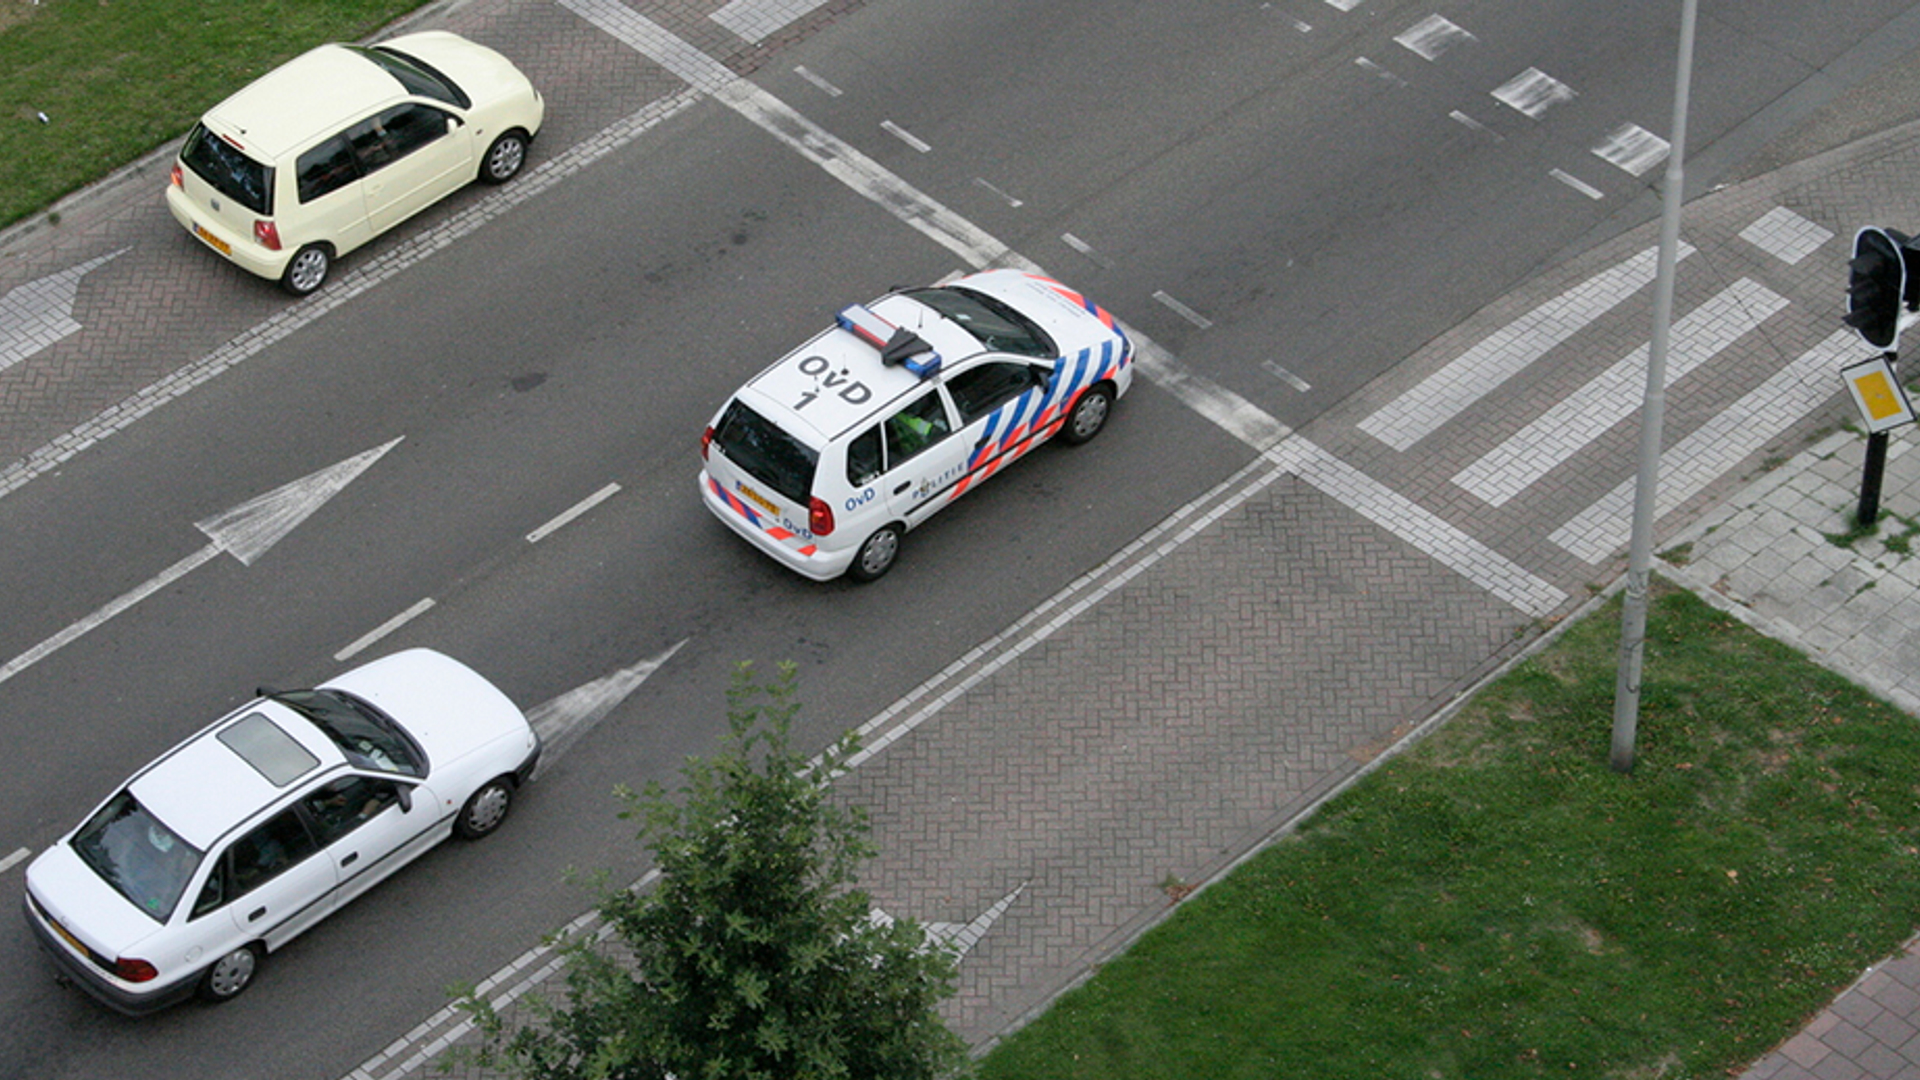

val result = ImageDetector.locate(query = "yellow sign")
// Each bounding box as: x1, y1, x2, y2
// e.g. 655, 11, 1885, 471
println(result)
1843, 356, 1916, 433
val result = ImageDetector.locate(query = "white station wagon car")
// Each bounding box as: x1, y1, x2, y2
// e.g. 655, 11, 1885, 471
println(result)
22, 649, 539, 1014
165, 30, 544, 295
699, 270, 1134, 582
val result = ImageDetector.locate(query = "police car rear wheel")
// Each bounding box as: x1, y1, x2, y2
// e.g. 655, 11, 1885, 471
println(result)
848, 525, 902, 583
1060, 383, 1115, 446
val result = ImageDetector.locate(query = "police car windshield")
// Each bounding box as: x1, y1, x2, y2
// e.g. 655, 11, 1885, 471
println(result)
901, 286, 1054, 359
713, 400, 819, 505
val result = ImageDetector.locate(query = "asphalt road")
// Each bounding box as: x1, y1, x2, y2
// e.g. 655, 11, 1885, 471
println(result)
2, 0, 1916, 1076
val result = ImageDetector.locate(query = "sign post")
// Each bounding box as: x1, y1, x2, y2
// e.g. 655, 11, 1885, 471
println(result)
1841, 352, 1917, 526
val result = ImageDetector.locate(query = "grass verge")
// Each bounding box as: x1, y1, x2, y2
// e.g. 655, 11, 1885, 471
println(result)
978, 580, 1920, 1080
0, 0, 423, 230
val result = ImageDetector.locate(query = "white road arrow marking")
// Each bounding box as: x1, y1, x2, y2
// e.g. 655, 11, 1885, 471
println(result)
526, 640, 687, 771
0, 248, 126, 373
0, 438, 402, 689
872, 881, 1028, 961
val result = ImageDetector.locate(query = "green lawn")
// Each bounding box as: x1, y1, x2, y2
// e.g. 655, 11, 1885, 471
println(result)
979, 581, 1920, 1080
0, 0, 422, 230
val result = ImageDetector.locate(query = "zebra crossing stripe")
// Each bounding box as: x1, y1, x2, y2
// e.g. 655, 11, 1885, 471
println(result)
1454, 278, 1788, 507
1550, 329, 1855, 564
1359, 242, 1693, 451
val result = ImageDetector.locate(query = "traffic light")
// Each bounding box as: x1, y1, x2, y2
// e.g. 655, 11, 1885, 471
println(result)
1846, 226, 1915, 350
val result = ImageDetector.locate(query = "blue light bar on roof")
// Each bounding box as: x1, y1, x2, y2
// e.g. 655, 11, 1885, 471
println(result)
836, 304, 942, 379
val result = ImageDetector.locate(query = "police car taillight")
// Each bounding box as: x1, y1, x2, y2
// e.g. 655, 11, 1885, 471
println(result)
701, 425, 714, 460
809, 497, 834, 536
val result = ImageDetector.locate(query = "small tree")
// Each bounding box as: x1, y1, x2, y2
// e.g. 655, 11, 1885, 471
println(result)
463, 662, 967, 1080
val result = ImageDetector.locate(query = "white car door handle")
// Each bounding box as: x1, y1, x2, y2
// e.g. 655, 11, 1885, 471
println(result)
248, 906, 267, 922
341, 851, 359, 867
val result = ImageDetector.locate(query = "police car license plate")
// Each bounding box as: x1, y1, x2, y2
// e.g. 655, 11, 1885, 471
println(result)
193, 222, 232, 256
735, 481, 781, 517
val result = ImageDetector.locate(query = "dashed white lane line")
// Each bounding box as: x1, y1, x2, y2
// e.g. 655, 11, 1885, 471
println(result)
1551, 329, 1857, 564
1449, 110, 1501, 139
1360, 242, 1690, 451
527, 482, 622, 543
1263, 359, 1312, 392
881, 120, 932, 153
1152, 290, 1215, 329
1550, 168, 1606, 200
973, 177, 1024, 208
793, 65, 843, 97
0, 847, 30, 874
1454, 278, 1789, 507
1060, 232, 1114, 268
334, 598, 435, 663
1354, 57, 1407, 88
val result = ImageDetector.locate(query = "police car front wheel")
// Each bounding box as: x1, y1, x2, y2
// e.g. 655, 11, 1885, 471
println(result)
847, 525, 903, 583
1060, 383, 1116, 446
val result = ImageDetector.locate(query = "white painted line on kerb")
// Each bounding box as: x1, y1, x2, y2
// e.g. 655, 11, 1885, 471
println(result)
1152, 290, 1215, 329
1359, 242, 1690, 451
793, 65, 842, 96
1271, 438, 1567, 617
335, 598, 436, 662
1550, 329, 1853, 564
1550, 168, 1605, 200
1454, 278, 1788, 506
0, 847, 30, 874
528, 482, 621, 543
881, 120, 932, 153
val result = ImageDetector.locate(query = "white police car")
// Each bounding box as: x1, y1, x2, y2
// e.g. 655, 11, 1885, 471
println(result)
22, 649, 539, 1013
699, 270, 1133, 582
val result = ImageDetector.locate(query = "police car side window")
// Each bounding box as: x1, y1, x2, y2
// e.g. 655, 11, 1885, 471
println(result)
948, 362, 1038, 424
883, 391, 951, 466
847, 426, 884, 486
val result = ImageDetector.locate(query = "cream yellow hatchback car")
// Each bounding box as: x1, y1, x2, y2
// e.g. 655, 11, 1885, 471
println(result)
166, 31, 544, 296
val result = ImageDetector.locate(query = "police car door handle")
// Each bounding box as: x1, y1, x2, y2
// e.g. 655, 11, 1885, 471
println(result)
893, 481, 911, 495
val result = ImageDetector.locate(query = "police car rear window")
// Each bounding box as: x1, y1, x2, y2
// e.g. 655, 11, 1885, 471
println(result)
714, 401, 818, 505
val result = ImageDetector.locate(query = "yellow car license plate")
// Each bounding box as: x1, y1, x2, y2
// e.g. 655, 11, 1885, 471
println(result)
192, 222, 232, 256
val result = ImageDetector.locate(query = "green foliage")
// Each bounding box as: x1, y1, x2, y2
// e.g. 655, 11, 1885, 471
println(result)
462, 662, 966, 1080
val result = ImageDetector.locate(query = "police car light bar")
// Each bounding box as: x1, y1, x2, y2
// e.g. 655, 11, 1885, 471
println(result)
836, 304, 942, 378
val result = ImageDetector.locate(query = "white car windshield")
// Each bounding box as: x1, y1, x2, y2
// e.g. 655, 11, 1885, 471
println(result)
72, 792, 203, 922
269, 689, 426, 777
